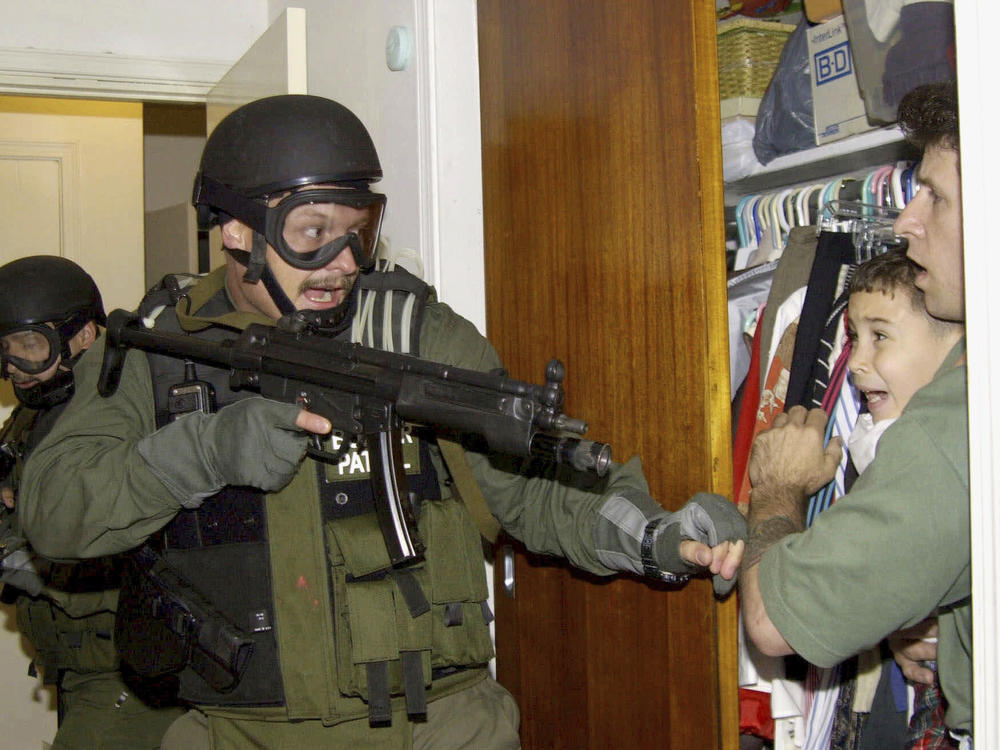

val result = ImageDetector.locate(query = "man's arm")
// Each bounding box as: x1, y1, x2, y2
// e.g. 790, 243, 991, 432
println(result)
739, 406, 841, 652
419, 302, 747, 591
19, 339, 182, 559
22, 335, 328, 561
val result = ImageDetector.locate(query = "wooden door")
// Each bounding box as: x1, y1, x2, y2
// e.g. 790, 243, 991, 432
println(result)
478, 2, 737, 748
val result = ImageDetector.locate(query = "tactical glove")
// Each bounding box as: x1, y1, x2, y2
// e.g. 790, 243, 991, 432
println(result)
654, 492, 747, 596
137, 397, 310, 507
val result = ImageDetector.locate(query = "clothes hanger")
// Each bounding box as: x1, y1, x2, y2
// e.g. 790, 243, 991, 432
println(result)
734, 194, 754, 249
795, 184, 824, 226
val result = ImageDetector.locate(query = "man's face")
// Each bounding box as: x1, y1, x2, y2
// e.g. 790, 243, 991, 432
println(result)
847, 289, 962, 423
894, 145, 965, 322
224, 191, 370, 320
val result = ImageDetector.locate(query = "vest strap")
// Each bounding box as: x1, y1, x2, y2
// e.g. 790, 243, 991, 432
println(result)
389, 569, 430, 618
443, 602, 464, 627
437, 438, 502, 544
401, 650, 427, 721
366, 661, 392, 726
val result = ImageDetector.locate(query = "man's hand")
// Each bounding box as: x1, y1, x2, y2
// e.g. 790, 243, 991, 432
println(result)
748, 406, 842, 515
655, 493, 748, 596
888, 617, 938, 685
680, 538, 744, 586
137, 397, 332, 507
739, 407, 840, 656
745, 406, 841, 568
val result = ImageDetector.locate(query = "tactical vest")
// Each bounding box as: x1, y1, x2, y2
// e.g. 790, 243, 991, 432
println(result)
15, 576, 119, 683
127, 266, 494, 725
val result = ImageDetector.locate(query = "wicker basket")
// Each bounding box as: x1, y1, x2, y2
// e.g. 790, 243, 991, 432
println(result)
717, 17, 796, 100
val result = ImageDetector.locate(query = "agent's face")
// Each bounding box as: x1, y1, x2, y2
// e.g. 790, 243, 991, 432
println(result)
223, 193, 368, 320
1, 322, 92, 389
847, 289, 962, 422
894, 145, 965, 322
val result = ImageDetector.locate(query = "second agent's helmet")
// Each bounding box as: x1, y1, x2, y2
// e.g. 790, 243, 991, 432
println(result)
0, 255, 106, 407
192, 95, 386, 332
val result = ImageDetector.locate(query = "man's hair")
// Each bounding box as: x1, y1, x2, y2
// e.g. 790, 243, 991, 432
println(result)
849, 250, 962, 335
897, 80, 959, 152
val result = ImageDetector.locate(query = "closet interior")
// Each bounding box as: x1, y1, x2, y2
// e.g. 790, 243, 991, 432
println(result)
477, 0, 952, 747
722, 1, 953, 747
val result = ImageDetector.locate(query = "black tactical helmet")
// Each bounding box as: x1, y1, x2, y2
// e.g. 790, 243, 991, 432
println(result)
0, 255, 105, 408
191, 95, 385, 332
194, 95, 382, 210
0, 255, 106, 335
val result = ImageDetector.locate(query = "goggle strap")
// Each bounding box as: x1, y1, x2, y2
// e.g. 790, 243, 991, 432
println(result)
260, 263, 297, 317
193, 174, 268, 234
242, 232, 268, 284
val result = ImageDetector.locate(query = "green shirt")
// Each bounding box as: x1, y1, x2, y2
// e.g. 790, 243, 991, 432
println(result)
759, 340, 971, 733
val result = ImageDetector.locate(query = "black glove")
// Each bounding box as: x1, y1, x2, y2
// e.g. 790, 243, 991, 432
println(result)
137, 397, 311, 507
654, 493, 747, 596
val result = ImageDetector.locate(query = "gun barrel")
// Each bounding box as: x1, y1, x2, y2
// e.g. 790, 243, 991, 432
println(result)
529, 434, 612, 477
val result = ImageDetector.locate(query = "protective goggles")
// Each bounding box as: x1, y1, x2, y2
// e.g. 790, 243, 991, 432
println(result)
193, 174, 385, 271
0, 324, 63, 377
265, 188, 385, 271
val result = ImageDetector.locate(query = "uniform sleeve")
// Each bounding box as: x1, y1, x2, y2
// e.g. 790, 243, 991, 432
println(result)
758, 400, 970, 668
19, 337, 182, 560
419, 302, 668, 577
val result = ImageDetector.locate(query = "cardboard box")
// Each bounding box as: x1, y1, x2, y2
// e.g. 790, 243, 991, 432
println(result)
806, 15, 876, 145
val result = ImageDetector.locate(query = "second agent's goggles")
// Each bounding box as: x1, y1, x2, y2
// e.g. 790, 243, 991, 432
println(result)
193, 174, 385, 271
0, 323, 63, 377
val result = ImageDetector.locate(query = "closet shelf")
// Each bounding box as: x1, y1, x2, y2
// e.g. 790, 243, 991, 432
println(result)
724, 125, 916, 202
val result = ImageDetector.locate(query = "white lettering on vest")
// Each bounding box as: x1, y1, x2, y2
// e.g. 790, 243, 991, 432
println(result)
328, 429, 416, 477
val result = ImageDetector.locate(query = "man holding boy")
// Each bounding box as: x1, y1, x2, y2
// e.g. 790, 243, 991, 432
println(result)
740, 79, 972, 742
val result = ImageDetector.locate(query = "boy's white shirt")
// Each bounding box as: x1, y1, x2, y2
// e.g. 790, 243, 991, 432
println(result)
846, 413, 896, 474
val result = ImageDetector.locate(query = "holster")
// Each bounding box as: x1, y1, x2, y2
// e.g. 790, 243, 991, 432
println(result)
115, 544, 254, 693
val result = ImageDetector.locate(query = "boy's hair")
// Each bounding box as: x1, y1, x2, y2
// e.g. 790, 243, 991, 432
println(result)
897, 79, 959, 152
849, 250, 961, 336
849, 250, 924, 311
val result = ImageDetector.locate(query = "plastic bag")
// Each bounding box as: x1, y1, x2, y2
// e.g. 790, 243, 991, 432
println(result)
752, 16, 814, 165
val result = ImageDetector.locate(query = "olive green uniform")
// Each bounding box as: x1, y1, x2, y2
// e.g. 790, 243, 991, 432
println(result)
20, 268, 713, 748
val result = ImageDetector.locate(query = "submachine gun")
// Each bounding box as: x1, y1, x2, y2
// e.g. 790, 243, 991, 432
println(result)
98, 308, 612, 567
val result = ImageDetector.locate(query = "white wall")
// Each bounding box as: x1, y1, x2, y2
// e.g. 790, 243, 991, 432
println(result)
144, 133, 205, 213
0, 0, 269, 62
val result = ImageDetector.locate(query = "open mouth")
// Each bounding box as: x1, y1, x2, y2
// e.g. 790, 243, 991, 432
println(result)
862, 389, 889, 409
303, 287, 341, 304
